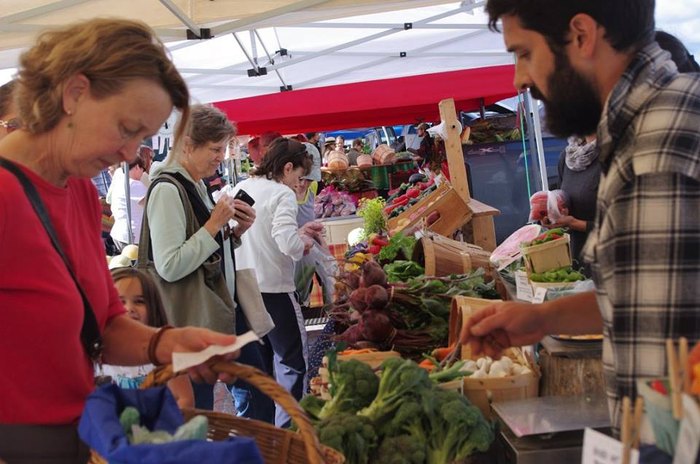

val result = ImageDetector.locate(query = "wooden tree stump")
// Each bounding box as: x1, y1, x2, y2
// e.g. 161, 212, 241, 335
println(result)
538, 337, 606, 397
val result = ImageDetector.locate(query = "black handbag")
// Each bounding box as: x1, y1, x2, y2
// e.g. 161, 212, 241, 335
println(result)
0, 157, 103, 362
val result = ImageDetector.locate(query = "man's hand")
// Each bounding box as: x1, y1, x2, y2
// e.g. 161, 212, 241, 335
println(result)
461, 301, 548, 358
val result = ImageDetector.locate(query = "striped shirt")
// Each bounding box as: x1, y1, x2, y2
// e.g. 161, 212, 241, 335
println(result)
582, 41, 700, 429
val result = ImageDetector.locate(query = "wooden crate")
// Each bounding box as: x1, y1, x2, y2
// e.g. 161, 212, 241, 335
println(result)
462, 371, 539, 420
387, 182, 472, 237
520, 234, 572, 274
337, 350, 401, 369
448, 296, 539, 419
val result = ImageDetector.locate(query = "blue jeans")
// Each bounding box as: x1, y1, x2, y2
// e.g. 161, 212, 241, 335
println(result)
231, 306, 275, 423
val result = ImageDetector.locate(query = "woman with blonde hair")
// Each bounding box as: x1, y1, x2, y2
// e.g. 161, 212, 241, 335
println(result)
0, 19, 238, 462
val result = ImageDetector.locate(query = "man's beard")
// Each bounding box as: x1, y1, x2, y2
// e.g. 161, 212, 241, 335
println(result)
530, 49, 602, 138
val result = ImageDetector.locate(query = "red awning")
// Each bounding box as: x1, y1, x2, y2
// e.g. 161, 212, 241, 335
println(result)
214, 65, 516, 135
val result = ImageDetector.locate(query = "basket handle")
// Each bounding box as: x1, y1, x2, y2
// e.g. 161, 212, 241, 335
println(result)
142, 361, 325, 464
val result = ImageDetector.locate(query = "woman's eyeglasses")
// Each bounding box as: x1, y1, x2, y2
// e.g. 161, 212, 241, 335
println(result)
0, 117, 22, 132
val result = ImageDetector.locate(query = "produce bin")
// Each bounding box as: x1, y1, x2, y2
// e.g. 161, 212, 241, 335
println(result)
448, 296, 539, 420
412, 234, 492, 277
520, 234, 572, 275
387, 182, 471, 237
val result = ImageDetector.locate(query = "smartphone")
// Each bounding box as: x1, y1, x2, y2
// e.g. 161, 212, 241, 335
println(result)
234, 189, 255, 206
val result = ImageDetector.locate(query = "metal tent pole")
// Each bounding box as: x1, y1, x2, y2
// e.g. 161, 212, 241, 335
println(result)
121, 162, 134, 245
524, 90, 549, 192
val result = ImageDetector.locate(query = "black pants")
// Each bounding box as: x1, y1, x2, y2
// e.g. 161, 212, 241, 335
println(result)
260, 292, 307, 427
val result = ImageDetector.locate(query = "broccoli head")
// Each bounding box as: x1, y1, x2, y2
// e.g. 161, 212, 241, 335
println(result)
423, 389, 494, 464
319, 359, 379, 419
359, 357, 433, 426
379, 397, 426, 440
299, 394, 327, 422
316, 412, 378, 464
374, 435, 427, 464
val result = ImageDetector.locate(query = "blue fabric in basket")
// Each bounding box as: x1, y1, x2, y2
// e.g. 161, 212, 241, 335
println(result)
79, 384, 263, 464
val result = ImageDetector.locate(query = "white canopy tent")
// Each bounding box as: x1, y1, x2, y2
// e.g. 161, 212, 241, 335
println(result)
0, 1, 513, 103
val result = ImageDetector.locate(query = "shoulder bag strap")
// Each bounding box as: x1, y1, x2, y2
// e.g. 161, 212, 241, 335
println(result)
137, 173, 199, 268
0, 157, 103, 362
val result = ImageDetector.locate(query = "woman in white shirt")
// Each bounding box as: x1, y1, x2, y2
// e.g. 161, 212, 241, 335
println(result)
232, 138, 322, 427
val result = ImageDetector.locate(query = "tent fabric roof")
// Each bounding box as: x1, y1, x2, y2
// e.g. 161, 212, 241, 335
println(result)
0, 1, 512, 103
214, 64, 516, 135
0, 2, 516, 135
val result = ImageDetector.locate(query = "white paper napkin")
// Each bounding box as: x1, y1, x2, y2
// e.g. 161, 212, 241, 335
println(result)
172, 330, 260, 373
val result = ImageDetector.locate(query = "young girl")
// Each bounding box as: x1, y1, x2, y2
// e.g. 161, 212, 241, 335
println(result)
102, 267, 194, 409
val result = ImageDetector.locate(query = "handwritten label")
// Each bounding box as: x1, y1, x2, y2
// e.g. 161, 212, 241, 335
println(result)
673, 394, 700, 464
532, 287, 548, 304
581, 428, 639, 464
515, 270, 533, 302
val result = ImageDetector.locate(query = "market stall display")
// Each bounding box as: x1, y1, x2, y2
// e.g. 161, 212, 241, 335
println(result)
302, 353, 495, 464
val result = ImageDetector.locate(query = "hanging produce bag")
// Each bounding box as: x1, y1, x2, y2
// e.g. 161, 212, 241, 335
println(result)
78, 384, 263, 464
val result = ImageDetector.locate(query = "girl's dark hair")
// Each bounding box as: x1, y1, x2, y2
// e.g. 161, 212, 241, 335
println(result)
253, 137, 312, 181
486, 0, 655, 53
656, 31, 700, 73
110, 267, 168, 328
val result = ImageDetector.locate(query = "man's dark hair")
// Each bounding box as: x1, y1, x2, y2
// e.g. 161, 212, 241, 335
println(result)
486, 0, 655, 52
305, 131, 318, 140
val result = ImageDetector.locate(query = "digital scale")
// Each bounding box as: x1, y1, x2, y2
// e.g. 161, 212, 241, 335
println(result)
491, 395, 612, 464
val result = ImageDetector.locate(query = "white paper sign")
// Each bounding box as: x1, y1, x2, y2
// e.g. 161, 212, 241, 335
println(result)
172, 330, 260, 373
515, 270, 534, 302
532, 287, 548, 304
673, 394, 700, 464
581, 428, 639, 464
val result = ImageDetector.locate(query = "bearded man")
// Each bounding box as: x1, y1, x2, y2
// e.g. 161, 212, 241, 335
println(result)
462, 0, 700, 433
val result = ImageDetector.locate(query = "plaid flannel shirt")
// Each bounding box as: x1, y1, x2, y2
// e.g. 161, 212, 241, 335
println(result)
582, 42, 700, 429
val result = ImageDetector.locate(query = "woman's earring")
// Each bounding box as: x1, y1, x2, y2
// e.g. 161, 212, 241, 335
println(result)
66, 110, 74, 128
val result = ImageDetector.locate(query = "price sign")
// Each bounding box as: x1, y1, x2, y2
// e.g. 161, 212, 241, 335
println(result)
515, 270, 533, 302
581, 428, 638, 464
532, 287, 548, 304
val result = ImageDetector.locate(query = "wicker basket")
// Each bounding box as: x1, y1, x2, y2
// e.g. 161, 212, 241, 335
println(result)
89, 361, 345, 464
